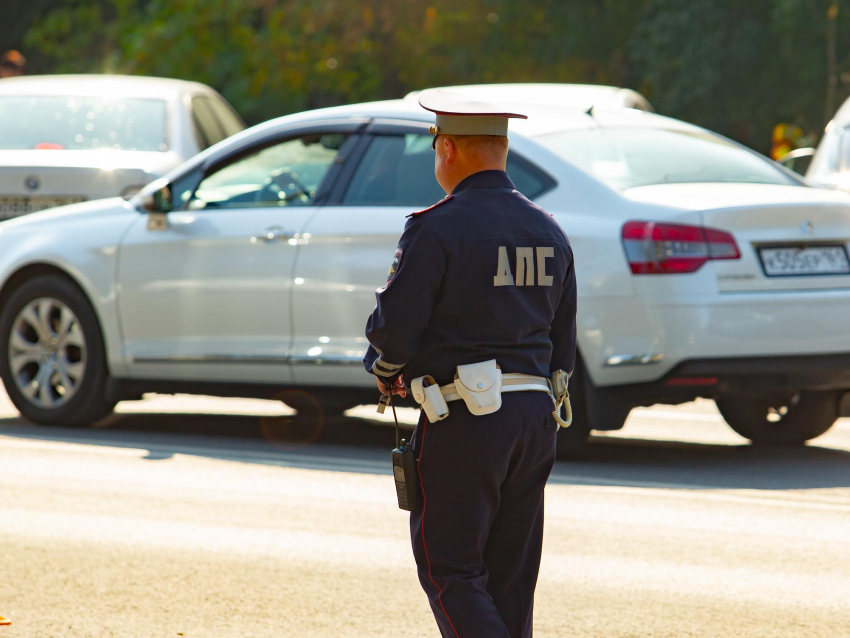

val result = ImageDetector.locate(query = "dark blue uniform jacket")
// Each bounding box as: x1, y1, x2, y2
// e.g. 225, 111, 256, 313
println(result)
364, 169, 576, 387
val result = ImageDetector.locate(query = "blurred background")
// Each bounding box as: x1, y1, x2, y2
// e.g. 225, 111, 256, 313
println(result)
4, 0, 850, 157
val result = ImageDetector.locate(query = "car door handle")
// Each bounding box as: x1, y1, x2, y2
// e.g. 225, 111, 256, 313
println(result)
251, 226, 295, 243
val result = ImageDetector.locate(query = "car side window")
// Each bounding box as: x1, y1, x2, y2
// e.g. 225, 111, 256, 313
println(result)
191, 96, 225, 150
207, 96, 245, 138
343, 134, 443, 206
189, 133, 348, 210
342, 133, 556, 206
506, 153, 557, 200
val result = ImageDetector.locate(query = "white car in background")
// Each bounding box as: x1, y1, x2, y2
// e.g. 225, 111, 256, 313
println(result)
792, 95, 850, 191
0, 98, 849, 458
0, 74, 244, 219
406, 83, 655, 113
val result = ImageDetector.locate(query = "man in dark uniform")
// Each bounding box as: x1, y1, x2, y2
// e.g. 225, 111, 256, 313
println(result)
363, 89, 577, 638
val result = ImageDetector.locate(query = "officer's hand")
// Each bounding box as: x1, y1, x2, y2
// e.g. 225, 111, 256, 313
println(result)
377, 375, 407, 398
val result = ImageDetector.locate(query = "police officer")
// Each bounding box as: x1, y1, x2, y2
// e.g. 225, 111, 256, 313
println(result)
364, 89, 577, 638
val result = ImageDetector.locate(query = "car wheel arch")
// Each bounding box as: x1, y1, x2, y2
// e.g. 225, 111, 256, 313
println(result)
0, 263, 111, 367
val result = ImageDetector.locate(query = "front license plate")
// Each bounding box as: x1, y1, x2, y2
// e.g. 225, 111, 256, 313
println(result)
758, 245, 850, 277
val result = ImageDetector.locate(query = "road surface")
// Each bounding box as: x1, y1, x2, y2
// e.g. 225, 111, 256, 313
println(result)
1, 391, 849, 637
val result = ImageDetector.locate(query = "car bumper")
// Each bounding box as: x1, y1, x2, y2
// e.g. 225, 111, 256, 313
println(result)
581, 290, 850, 388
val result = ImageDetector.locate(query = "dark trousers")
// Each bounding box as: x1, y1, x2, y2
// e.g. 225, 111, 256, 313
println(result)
410, 392, 558, 638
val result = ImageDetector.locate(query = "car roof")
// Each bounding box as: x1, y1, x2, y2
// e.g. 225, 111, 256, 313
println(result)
405, 83, 652, 111
0, 74, 214, 100
242, 97, 698, 141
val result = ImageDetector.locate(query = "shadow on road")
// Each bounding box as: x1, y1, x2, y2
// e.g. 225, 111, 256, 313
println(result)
553, 435, 850, 491
1, 410, 849, 491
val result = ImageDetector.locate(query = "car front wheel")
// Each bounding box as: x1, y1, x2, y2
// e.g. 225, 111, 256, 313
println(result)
715, 391, 839, 445
0, 275, 116, 426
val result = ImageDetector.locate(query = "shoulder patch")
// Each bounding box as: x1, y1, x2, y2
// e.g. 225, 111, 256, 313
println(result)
406, 194, 454, 218
383, 247, 403, 287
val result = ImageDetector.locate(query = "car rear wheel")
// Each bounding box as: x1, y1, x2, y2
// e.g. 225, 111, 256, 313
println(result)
0, 275, 116, 426
715, 391, 839, 445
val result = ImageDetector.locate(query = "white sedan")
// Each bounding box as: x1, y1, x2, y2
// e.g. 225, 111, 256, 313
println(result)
1, 98, 849, 457
0, 74, 244, 218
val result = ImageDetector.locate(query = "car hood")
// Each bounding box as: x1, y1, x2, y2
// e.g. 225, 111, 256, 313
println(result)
0, 149, 179, 173
622, 182, 850, 211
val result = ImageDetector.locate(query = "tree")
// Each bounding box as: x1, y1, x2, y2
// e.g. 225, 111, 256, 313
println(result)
632, 0, 850, 150
22, 0, 653, 126
22, 0, 850, 152
0, 0, 65, 67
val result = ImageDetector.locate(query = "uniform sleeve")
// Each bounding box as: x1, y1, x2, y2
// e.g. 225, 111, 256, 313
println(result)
363, 218, 446, 381
550, 251, 577, 376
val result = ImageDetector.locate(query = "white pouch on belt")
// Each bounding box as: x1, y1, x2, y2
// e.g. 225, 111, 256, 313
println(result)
411, 375, 450, 422
454, 360, 502, 416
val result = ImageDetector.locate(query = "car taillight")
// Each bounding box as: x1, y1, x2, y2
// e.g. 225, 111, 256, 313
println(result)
621, 221, 740, 274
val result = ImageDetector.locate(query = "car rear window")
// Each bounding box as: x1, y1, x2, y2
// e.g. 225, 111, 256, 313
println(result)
536, 127, 797, 190
0, 96, 168, 152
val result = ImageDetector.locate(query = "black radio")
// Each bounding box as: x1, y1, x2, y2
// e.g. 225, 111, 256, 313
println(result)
392, 439, 420, 511
380, 394, 421, 512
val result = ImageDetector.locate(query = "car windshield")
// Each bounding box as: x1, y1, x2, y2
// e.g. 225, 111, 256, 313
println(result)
535, 127, 797, 190
0, 95, 168, 152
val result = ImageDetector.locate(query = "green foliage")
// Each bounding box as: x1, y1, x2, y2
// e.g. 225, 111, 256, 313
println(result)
632, 0, 850, 151
21, 0, 850, 152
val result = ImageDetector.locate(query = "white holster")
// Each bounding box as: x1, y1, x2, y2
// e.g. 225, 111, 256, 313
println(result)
410, 360, 573, 429
410, 375, 450, 422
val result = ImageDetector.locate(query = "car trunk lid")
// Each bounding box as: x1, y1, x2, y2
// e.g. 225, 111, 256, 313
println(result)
0, 149, 174, 218
625, 183, 850, 292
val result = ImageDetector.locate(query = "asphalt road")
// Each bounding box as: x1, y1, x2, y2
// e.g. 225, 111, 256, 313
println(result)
1, 391, 850, 637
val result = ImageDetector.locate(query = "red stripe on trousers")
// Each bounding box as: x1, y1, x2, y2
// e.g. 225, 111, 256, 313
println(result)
417, 417, 461, 638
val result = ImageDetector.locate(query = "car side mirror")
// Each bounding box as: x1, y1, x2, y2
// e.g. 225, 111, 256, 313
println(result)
140, 184, 173, 213
140, 183, 172, 231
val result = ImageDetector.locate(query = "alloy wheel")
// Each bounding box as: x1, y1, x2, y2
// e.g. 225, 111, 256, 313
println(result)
8, 297, 87, 409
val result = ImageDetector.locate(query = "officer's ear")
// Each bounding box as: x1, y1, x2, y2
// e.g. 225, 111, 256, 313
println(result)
442, 136, 458, 164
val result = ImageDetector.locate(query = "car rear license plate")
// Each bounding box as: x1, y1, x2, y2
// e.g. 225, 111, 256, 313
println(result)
0, 196, 87, 219
758, 245, 850, 277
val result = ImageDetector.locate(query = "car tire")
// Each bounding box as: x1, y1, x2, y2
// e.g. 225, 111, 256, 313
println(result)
555, 359, 631, 460
0, 275, 116, 426
715, 391, 839, 445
